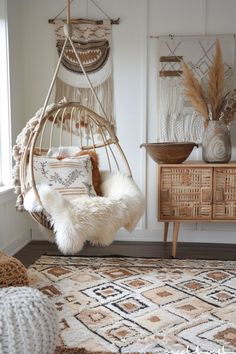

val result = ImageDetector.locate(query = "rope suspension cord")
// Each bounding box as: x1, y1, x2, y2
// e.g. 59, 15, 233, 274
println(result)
49, 0, 119, 25
56, 0, 108, 119
51, 0, 75, 23
28, 0, 115, 207
36, 0, 109, 133
65, 0, 108, 118
89, 0, 112, 21
67, 0, 71, 24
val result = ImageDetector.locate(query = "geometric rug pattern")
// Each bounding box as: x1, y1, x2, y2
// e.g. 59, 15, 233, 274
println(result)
28, 256, 236, 353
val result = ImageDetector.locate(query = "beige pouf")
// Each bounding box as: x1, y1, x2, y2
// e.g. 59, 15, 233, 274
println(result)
0, 252, 29, 287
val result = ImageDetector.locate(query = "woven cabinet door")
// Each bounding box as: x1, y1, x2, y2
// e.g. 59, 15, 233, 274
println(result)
159, 166, 213, 221
213, 167, 236, 219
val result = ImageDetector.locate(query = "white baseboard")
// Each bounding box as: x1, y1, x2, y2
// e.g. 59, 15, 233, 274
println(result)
31, 227, 236, 244
2, 230, 31, 255
116, 228, 236, 243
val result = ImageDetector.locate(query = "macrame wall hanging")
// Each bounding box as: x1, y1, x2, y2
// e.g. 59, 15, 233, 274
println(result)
49, 0, 119, 131
157, 34, 235, 143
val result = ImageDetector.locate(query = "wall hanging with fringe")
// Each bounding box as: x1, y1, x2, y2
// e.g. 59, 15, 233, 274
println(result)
156, 34, 235, 143
53, 19, 115, 129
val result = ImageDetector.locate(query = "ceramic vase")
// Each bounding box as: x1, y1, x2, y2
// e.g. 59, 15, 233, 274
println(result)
202, 120, 231, 163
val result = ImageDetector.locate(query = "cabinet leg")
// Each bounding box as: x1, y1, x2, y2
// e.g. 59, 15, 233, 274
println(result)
172, 222, 180, 258
163, 222, 169, 242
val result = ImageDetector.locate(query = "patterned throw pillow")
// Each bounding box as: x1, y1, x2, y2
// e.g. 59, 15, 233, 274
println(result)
46, 147, 102, 195
71, 151, 101, 196
32, 155, 96, 199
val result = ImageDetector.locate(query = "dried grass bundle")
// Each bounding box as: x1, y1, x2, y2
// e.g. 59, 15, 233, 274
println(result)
207, 39, 225, 120
182, 61, 208, 122
182, 39, 236, 126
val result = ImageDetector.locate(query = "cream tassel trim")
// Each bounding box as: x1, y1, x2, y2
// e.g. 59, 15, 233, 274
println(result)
55, 77, 115, 129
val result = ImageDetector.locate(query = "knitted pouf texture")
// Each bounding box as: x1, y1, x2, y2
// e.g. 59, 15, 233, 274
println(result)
0, 286, 58, 354
0, 252, 29, 287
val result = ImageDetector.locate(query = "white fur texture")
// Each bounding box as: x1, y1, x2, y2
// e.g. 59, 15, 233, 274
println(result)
24, 172, 145, 255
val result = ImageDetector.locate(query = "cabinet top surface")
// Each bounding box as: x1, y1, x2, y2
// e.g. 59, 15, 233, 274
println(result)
158, 161, 236, 168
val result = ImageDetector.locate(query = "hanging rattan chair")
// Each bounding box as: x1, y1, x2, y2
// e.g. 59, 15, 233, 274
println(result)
13, 1, 144, 254
19, 101, 132, 230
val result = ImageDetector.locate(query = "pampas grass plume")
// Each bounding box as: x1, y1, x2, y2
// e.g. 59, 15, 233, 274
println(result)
207, 39, 225, 120
182, 61, 208, 122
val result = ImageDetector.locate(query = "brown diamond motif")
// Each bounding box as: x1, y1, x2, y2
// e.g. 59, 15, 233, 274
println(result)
149, 315, 160, 322
71, 271, 101, 284
89, 311, 106, 322
124, 278, 151, 289
214, 328, 236, 347
108, 325, 138, 340
76, 307, 121, 329
156, 290, 172, 297
178, 304, 196, 312
183, 281, 204, 290
112, 297, 147, 314
216, 292, 232, 301
95, 285, 123, 299
103, 288, 116, 296
117, 329, 129, 337
123, 302, 137, 311
207, 271, 230, 281
207, 289, 236, 304
47, 267, 71, 277
142, 286, 186, 305
102, 268, 136, 280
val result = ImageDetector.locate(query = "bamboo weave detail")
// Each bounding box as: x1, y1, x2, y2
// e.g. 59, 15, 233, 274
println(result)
213, 168, 236, 219
160, 167, 213, 220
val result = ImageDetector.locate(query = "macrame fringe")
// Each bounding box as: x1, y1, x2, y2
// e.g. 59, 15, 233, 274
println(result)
159, 77, 204, 143
55, 76, 115, 129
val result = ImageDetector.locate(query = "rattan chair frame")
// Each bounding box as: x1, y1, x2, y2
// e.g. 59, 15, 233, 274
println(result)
20, 101, 132, 229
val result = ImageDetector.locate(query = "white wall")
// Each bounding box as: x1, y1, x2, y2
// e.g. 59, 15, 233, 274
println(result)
13, 0, 236, 244
0, 195, 30, 254
0, 0, 31, 254
147, 0, 236, 244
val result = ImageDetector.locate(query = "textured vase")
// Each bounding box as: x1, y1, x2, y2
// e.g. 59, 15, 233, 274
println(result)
202, 120, 231, 163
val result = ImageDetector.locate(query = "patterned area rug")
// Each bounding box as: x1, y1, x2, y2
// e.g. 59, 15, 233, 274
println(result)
28, 256, 236, 353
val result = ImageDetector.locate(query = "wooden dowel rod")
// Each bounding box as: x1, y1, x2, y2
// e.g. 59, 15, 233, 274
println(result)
159, 70, 183, 77
160, 56, 183, 63
48, 17, 120, 25
150, 33, 236, 39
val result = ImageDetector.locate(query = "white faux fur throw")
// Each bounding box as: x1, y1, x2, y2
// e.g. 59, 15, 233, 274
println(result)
24, 172, 145, 254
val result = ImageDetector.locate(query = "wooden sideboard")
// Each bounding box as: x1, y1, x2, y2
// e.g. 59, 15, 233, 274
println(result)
158, 162, 236, 257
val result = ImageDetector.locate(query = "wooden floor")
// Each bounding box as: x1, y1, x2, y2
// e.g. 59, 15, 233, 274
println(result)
15, 241, 236, 267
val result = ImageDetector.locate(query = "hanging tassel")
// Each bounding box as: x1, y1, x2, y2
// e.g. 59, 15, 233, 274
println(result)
55, 76, 115, 131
